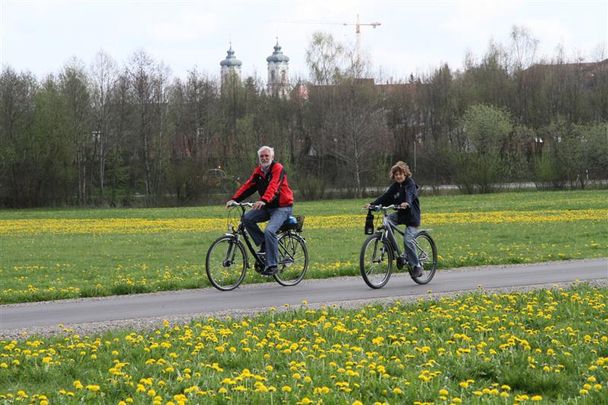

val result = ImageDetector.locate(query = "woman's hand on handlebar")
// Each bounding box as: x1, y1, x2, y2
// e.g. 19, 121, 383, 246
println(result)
226, 200, 237, 208
364, 204, 407, 211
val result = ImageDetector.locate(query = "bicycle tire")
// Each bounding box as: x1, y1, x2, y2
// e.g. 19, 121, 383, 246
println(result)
206, 236, 248, 291
411, 231, 437, 285
274, 232, 309, 286
360, 233, 394, 289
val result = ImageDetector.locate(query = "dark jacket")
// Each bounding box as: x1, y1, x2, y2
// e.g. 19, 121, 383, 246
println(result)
370, 177, 420, 226
232, 161, 294, 208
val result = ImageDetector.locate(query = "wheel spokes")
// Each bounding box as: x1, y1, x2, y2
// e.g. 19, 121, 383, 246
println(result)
275, 234, 308, 286
362, 237, 391, 286
206, 238, 247, 290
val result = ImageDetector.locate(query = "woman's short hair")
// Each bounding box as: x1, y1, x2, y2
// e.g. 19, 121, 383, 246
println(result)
389, 161, 412, 179
258, 146, 274, 157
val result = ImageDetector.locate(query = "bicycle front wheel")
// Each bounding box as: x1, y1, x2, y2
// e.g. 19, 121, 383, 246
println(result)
206, 236, 247, 291
274, 232, 309, 286
411, 231, 437, 285
360, 233, 394, 289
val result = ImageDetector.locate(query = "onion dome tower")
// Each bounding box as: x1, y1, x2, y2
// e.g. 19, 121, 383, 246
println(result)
266, 40, 290, 98
220, 44, 242, 84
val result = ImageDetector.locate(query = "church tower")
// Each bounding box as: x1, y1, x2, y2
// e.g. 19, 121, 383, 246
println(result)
220, 44, 242, 85
266, 40, 290, 98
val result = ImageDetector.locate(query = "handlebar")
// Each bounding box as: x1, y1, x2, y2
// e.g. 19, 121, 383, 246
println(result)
367, 204, 403, 212
227, 201, 253, 208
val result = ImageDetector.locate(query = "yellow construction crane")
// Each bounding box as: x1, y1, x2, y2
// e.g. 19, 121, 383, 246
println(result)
343, 14, 381, 62
275, 14, 380, 47
348, 14, 381, 33
274, 15, 381, 63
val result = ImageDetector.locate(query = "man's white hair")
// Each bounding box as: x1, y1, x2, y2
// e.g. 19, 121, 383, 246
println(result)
257, 146, 274, 157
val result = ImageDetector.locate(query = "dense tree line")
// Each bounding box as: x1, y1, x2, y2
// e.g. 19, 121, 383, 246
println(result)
1, 30, 607, 207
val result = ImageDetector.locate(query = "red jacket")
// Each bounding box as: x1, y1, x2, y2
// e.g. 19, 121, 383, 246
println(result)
232, 162, 294, 208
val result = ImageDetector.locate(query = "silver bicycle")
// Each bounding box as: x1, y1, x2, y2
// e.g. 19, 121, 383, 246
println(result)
360, 205, 437, 289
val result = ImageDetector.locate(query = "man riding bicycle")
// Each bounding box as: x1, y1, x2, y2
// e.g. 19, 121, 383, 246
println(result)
226, 146, 294, 276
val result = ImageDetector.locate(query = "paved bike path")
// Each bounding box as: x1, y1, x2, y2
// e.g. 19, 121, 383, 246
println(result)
1, 259, 606, 336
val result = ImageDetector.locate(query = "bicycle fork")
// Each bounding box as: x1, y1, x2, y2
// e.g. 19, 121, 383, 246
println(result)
223, 236, 238, 267
371, 231, 392, 264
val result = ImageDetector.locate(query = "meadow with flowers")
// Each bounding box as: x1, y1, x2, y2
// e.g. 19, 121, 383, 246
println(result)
1, 284, 606, 404
1, 190, 606, 304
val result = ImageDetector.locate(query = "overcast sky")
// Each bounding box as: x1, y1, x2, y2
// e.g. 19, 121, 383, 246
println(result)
1, 0, 606, 82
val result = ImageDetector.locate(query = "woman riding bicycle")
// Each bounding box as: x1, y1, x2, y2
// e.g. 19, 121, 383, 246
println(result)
365, 161, 422, 277
226, 146, 294, 276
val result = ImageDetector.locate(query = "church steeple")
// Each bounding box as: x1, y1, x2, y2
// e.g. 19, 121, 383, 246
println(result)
220, 43, 242, 84
266, 39, 290, 98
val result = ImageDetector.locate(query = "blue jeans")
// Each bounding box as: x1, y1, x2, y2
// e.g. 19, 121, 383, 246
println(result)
387, 213, 419, 267
243, 207, 292, 269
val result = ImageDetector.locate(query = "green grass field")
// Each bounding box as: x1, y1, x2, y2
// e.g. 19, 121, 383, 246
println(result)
1, 190, 606, 304
1, 285, 606, 404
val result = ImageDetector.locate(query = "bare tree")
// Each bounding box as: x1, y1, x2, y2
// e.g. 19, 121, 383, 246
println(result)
90, 50, 118, 200
166, 70, 222, 201
508, 25, 539, 73
127, 50, 171, 203
343, 44, 372, 79
319, 81, 389, 197
59, 59, 92, 205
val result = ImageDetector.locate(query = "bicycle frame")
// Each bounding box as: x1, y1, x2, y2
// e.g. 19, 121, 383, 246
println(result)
372, 205, 426, 267
227, 204, 265, 270
375, 206, 404, 257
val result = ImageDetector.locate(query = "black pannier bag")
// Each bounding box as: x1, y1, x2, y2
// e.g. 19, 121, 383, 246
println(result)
364, 211, 375, 234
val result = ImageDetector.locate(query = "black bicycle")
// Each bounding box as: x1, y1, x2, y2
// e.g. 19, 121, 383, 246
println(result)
206, 202, 309, 291
360, 205, 437, 289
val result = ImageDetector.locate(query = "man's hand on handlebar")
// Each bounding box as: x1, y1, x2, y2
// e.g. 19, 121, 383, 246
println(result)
225, 200, 237, 208
252, 201, 266, 210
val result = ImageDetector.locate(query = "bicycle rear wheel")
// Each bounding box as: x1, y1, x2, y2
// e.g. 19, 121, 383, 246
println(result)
360, 233, 393, 289
274, 232, 309, 286
411, 231, 437, 285
206, 236, 247, 291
